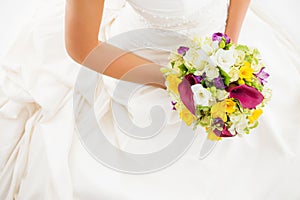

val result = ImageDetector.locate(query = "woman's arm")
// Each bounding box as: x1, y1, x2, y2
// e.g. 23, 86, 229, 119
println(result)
225, 0, 251, 43
65, 0, 165, 88
65, 0, 104, 63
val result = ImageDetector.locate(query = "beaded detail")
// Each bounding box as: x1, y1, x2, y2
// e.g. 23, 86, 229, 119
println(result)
125, 0, 228, 32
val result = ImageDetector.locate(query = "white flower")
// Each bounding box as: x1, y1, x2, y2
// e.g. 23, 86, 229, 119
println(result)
191, 84, 212, 106
190, 35, 203, 48
229, 114, 248, 134
194, 50, 209, 70
262, 87, 272, 103
169, 51, 182, 62
216, 89, 229, 101
201, 38, 214, 56
210, 49, 235, 73
212, 41, 220, 51
184, 48, 207, 71
233, 50, 245, 66
252, 62, 264, 73
194, 70, 203, 76
183, 49, 197, 68
229, 67, 240, 82
203, 64, 219, 80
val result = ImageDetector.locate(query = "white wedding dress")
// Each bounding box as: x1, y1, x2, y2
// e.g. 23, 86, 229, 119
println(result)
1, 0, 300, 199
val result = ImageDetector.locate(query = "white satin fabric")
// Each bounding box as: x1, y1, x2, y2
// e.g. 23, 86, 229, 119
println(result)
1, 0, 300, 199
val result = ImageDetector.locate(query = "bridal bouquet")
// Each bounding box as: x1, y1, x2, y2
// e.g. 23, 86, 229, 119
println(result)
161, 33, 271, 140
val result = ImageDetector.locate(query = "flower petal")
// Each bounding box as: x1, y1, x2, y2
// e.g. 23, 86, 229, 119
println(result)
255, 67, 270, 85
178, 78, 196, 115
185, 74, 199, 85
229, 84, 264, 109
177, 46, 189, 56
212, 32, 231, 44
213, 125, 235, 137
213, 76, 226, 89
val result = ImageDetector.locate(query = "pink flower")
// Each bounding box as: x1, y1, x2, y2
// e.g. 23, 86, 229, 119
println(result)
178, 77, 196, 115
228, 84, 264, 109
185, 74, 205, 85
213, 125, 235, 137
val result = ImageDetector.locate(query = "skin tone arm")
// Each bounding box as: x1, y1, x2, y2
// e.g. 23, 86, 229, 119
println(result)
65, 0, 250, 87
225, 0, 251, 43
65, 0, 165, 88
65, 0, 103, 64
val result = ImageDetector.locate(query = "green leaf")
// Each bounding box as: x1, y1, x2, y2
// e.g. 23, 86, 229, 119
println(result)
219, 40, 226, 49
253, 57, 259, 65
252, 81, 263, 92
188, 68, 197, 74
218, 67, 231, 86
249, 121, 259, 129
252, 48, 260, 56
224, 43, 232, 50
244, 55, 252, 63
245, 81, 252, 86
197, 105, 211, 112
178, 64, 188, 74
235, 45, 249, 52
171, 62, 175, 68
199, 116, 211, 127
245, 128, 250, 134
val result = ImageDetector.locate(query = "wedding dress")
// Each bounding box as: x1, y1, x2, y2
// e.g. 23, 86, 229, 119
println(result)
1, 0, 300, 199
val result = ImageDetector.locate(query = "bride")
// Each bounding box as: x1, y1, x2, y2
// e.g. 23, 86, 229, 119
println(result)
65, 0, 247, 86
1, 0, 300, 199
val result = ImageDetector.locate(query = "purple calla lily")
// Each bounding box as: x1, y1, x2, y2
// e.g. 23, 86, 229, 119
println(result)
185, 74, 205, 85
177, 46, 189, 56
178, 77, 196, 115
255, 67, 270, 85
228, 84, 264, 109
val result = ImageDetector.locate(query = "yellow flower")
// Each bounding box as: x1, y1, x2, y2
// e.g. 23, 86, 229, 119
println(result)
180, 107, 195, 126
248, 109, 263, 124
238, 79, 245, 85
239, 62, 254, 82
207, 131, 222, 141
166, 74, 182, 95
225, 99, 236, 113
211, 101, 227, 122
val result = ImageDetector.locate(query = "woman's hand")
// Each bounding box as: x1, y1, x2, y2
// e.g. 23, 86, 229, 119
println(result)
225, 0, 251, 43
